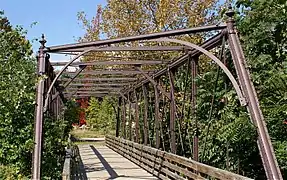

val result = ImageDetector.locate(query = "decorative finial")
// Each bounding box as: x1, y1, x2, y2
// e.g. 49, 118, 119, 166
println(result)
225, 4, 235, 19
39, 34, 46, 48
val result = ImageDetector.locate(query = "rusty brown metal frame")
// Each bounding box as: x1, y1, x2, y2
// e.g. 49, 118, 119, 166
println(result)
46, 24, 226, 52
63, 69, 155, 75
191, 57, 199, 162
168, 69, 176, 154
51, 65, 87, 101
58, 45, 189, 52
51, 60, 170, 66
116, 97, 122, 137
33, 6, 282, 180
60, 77, 138, 82
134, 89, 140, 143
154, 79, 160, 149
69, 83, 130, 87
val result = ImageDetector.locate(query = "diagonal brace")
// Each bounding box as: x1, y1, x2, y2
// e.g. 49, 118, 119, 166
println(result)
135, 67, 170, 100
52, 65, 87, 101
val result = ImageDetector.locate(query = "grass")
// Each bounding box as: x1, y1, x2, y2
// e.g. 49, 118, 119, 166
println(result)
73, 141, 106, 146
70, 129, 105, 139
70, 128, 116, 139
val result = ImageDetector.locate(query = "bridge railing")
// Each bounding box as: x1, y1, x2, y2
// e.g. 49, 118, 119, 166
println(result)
106, 135, 253, 180
62, 147, 71, 180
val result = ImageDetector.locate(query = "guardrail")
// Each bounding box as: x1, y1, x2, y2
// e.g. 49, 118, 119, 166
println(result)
106, 135, 253, 180
62, 148, 72, 180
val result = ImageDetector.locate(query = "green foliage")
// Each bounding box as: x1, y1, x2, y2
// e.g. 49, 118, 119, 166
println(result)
0, 11, 77, 179
0, 11, 35, 177
41, 108, 76, 180
236, 0, 287, 177
86, 97, 116, 135
0, 165, 28, 180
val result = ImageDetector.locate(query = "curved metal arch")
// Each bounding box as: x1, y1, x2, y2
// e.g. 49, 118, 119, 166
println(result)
43, 49, 93, 112
151, 37, 246, 106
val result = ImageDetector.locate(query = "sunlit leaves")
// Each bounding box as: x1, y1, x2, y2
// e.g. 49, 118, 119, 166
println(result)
86, 97, 116, 134
0, 12, 35, 177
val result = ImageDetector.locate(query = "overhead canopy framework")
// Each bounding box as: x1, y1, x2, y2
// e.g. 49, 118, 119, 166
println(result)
46, 24, 226, 99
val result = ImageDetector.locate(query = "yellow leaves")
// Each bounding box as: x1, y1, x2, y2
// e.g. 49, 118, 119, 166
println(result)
79, 0, 221, 40
77, 0, 222, 73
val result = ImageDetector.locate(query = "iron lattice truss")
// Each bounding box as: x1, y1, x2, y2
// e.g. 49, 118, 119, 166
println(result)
32, 7, 283, 180
47, 25, 225, 100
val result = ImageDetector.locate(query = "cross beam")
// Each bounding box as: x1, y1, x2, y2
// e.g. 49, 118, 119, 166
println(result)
64, 91, 119, 94
46, 24, 226, 52
59, 46, 188, 52
66, 87, 123, 91
51, 60, 169, 66
68, 83, 130, 87
62, 70, 155, 75
60, 77, 138, 82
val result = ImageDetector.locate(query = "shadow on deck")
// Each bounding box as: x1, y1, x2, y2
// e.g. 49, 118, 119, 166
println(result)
71, 144, 158, 180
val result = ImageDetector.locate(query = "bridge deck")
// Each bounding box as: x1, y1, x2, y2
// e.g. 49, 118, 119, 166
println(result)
74, 144, 158, 180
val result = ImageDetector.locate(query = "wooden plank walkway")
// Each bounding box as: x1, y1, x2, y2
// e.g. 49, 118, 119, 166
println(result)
74, 144, 158, 180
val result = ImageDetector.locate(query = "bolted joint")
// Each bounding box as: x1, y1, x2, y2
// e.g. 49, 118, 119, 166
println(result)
39, 34, 47, 48
79, 64, 87, 69
225, 4, 235, 19
225, 4, 236, 34
45, 53, 50, 60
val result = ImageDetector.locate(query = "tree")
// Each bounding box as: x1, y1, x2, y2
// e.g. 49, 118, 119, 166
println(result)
0, 11, 77, 179
85, 97, 116, 134
236, 0, 287, 177
0, 10, 35, 177
86, 97, 101, 129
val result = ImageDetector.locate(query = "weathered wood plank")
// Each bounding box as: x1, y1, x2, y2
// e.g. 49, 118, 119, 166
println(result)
106, 135, 253, 180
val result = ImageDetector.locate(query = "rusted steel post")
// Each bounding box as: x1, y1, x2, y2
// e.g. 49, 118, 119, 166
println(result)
128, 93, 132, 141
191, 56, 199, 161
142, 85, 149, 145
134, 89, 140, 143
122, 98, 126, 138
32, 35, 47, 180
226, 6, 282, 180
116, 97, 122, 137
154, 79, 160, 149
168, 69, 176, 154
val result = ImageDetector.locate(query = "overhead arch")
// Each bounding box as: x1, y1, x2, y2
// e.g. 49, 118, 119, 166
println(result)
150, 37, 247, 106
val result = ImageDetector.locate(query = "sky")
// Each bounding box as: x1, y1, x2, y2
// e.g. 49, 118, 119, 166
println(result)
2, 0, 107, 61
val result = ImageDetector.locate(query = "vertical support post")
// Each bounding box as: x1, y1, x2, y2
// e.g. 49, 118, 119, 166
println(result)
128, 93, 132, 141
122, 97, 126, 138
142, 85, 148, 145
32, 35, 46, 180
116, 97, 122, 137
168, 69, 176, 154
134, 89, 140, 143
154, 79, 160, 149
191, 56, 199, 161
226, 7, 282, 180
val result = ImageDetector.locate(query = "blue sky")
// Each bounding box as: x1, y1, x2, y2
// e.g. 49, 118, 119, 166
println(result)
2, 0, 106, 61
